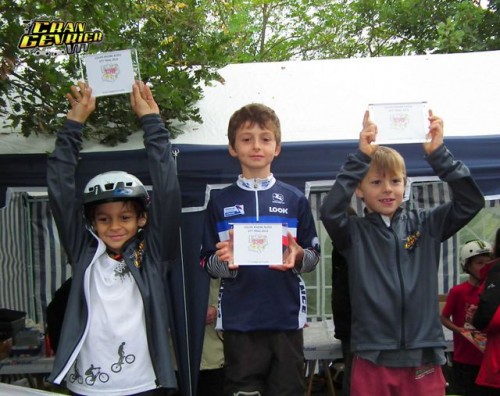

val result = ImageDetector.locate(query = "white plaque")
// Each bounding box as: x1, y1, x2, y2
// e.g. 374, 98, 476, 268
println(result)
368, 101, 428, 144
233, 223, 284, 266
80, 49, 140, 97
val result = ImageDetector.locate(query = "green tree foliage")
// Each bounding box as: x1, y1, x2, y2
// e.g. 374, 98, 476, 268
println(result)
1, 0, 499, 145
200, 0, 361, 61
203, 0, 499, 59
348, 0, 496, 55
0, 0, 225, 145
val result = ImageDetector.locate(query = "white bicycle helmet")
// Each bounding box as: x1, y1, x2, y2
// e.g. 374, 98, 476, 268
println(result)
460, 239, 492, 272
83, 171, 149, 208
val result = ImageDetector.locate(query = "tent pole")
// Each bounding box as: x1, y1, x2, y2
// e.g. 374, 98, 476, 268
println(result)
173, 148, 193, 396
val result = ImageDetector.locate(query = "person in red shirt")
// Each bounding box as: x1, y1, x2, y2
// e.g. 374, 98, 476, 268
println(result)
441, 240, 492, 395
472, 229, 500, 394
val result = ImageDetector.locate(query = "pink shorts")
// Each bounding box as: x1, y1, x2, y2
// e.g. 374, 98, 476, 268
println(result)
350, 356, 446, 396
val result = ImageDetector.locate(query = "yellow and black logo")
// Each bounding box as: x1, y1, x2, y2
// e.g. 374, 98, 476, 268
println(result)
18, 20, 104, 56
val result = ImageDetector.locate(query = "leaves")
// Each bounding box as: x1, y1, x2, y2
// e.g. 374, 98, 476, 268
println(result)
1, 0, 499, 146
1, 0, 223, 144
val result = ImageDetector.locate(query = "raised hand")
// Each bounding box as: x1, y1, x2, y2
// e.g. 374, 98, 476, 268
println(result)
130, 81, 160, 117
359, 110, 378, 157
66, 81, 96, 124
423, 110, 444, 155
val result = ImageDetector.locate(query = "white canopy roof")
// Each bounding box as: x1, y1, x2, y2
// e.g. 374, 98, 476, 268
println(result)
2, 50, 499, 154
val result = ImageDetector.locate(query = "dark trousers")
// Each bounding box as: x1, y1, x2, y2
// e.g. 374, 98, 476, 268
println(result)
453, 361, 494, 396
223, 330, 305, 396
340, 340, 353, 396
197, 367, 225, 396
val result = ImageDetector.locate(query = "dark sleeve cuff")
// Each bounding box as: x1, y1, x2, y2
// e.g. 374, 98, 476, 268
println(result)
63, 119, 85, 130
139, 113, 163, 127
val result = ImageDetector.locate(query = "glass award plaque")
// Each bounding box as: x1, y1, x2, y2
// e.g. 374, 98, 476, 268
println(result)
368, 101, 429, 144
79, 49, 140, 97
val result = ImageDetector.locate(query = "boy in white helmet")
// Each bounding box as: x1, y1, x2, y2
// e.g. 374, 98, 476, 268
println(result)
441, 240, 492, 396
46, 81, 181, 395
473, 229, 500, 393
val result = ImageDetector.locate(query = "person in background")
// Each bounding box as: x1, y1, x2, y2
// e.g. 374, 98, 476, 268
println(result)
493, 228, 500, 258
320, 110, 484, 396
441, 240, 492, 396
331, 206, 356, 396
472, 228, 500, 394
200, 103, 320, 396
46, 81, 181, 395
197, 278, 225, 396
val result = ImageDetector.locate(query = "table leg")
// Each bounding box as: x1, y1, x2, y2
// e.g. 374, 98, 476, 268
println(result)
322, 360, 337, 396
306, 360, 317, 396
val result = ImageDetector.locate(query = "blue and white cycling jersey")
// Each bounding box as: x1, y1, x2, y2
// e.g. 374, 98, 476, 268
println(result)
201, 175, 319, 332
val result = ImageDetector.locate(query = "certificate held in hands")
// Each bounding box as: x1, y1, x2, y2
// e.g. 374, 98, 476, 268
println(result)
233, 223, 286, 266
368, 101, 429, 144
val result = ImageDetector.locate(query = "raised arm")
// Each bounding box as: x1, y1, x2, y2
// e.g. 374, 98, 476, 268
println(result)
423, 111, 484, 240
47, 82, 96, 263
131, 82, 181, 264
320, 111, 373, 250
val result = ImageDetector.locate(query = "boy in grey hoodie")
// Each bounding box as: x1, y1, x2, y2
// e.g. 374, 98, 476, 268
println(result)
320, 110, 484, 396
